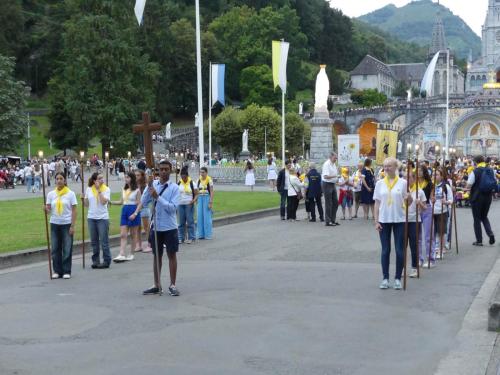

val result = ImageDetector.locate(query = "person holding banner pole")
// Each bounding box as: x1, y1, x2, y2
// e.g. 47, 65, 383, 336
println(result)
407, 161, 426, 280
39, 151, 53, 279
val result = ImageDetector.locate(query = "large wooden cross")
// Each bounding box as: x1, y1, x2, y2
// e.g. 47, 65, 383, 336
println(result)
133, 112, 162, 168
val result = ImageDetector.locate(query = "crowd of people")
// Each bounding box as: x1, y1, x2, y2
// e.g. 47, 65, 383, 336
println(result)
43, 157, 216, 297
267, 152, 498, 290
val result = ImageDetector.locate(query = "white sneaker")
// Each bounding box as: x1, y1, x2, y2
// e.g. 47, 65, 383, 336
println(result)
62, 274, 71, 279
435, 252, 442, 260
409, 269, 418, 278
445, 242, 450, 250
113, 254, 126, 262
185, 239, 192, 244
125, 255, 134, 261
393, 279, 402, 290
379, 279, 389, 289
51, 273, 60, 279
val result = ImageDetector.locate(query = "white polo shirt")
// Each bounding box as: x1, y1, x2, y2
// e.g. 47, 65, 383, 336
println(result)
85, 186, 111, 220
322, 160, 339, 183
373, 177, 407, 223
47, 189, 78, 225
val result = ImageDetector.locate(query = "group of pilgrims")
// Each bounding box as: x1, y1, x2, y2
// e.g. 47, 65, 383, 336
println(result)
43, 160, 213, 296
43, 151, 496, 293
272, 152, 496, 290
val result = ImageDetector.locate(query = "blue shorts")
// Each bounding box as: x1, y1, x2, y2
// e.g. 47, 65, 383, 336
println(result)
149, 229, 179, 255
120, 205, 141, 227
140, 207, 151, 219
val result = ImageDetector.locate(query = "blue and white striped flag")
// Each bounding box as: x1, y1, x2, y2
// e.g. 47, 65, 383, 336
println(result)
211, 64, 225, 106
134, 0, 147, 26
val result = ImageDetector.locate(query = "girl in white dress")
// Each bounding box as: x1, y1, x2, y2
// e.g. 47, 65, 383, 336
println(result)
267, 157, 278, 191
245, 160, 255, 191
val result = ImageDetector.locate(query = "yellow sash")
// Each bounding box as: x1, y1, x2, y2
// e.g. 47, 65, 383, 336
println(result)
353, 171, 360, 185
55, 186, 70, 215
384, 176, 399, 206
91, 184, 108, 200
411, 179, 427, 192
476, 162, 487, 168
179, 177, 192, 194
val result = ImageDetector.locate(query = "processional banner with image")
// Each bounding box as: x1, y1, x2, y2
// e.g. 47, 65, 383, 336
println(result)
375, 124, 398, 166
422, 133, 443, 161
338, 135, 360, 167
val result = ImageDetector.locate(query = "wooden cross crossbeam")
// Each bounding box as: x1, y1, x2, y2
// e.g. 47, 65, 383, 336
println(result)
133, 112, 162, 168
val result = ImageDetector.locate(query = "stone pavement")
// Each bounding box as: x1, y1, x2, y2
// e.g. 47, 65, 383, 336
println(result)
0, 203, 499, 375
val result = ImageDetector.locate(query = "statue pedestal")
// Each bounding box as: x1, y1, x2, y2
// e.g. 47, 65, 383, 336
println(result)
309, 110, 333, 163
239, 150, 251, 160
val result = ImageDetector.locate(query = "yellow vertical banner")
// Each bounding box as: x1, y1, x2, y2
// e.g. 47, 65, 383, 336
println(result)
376, 125, 398, 165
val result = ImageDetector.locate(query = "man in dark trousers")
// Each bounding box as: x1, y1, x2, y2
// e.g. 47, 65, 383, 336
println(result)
305, 162, 324, 222
467, 155, 496, 246
277, 160, 292, 220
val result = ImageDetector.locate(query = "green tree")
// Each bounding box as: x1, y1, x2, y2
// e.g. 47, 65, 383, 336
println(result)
350, 89, 387, 107
240, 104, 281, 155
0, 55, 29, 154
48, 8, 159, 156
239, 65, 280, 107
285, 112, 309, 157
393, 81, 409, 99
213, 106, 243, 157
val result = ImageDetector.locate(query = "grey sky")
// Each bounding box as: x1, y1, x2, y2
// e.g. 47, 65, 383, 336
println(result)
330, 0, 488, 36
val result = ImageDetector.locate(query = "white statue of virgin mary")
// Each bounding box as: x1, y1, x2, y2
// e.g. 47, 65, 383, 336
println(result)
314, 65, 330, 114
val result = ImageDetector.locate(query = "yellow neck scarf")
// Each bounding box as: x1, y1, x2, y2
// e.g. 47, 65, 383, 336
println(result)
179, 177, 192, 194
384, 176, 399, 206
55, 186, 70, 215
199, 176, 212, 192
476, 162, 487, 168
411, 179, 428, 192
354, 171, 361, 184
91, 184, 108, 200
123, 189, 132, 202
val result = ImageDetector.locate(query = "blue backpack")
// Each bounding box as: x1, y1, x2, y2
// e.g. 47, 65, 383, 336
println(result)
476, 167, 497, 194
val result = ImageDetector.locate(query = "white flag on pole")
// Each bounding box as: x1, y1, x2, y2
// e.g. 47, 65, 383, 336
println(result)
420, 51, 440, 96
272, 40, 290, 93
134, 0, 147, 26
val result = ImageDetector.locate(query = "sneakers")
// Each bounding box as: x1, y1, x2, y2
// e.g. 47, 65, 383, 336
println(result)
143, 286, 160, 295
185, 239, 193, 244
51, 273, 60, 279
96, 263, 110, 269
409, 269, 418, 278
473, 242, 483, 247
62, 274, 71, 279
393, 279, 402, 290
489, 235, 496, 245
125, 255, 134, 261
435, 252, 442, 260
113, 254, 126, 263
168, 285, 180, 296
379, 279, 389, 289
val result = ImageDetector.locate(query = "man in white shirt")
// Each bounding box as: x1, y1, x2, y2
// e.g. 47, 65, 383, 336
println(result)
322, 152, 339, 226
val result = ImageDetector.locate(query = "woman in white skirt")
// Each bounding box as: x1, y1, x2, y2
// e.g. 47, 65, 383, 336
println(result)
267, 157, 278, 191
245, 160, 256, 191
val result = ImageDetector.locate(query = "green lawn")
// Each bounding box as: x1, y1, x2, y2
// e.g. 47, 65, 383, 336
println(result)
0, 191, 278, 253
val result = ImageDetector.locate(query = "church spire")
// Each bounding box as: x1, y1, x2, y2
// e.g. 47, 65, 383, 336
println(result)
429, 8, 447, 57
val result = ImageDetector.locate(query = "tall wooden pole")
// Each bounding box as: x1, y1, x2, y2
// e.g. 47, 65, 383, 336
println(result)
80, 152, 86, 269
39, 152, 53, 279
403, 146, 411, 290
105, 152, 109, 186
428, 159, 438, 269
415, 155, 420, 278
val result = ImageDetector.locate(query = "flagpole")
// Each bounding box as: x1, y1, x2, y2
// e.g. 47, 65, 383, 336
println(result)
282, 90, 285, 166
195, 0, 204, 167
209, 61, 212, 166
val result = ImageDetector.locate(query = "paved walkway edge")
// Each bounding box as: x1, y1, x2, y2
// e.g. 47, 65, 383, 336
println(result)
0, 207, 280, 270
434, 257, 500, 375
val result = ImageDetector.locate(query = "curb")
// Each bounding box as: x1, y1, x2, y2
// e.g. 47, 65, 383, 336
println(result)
488, 282, 500, 332
0, 207, 280, 270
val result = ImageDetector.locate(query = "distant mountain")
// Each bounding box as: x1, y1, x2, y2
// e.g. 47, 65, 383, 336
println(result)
358, 0, 481, 60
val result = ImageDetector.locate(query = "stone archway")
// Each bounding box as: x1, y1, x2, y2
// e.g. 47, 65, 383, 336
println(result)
451, 110, 500, 156
357, 119, 378, 157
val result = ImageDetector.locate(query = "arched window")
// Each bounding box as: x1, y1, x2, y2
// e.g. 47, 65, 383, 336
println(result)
471, 76, 476, 88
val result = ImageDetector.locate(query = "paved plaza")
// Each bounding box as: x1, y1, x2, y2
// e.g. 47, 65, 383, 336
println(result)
0, 202, 499, 374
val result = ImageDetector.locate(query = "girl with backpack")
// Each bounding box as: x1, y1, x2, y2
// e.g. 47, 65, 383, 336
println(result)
178, 166, 198, 244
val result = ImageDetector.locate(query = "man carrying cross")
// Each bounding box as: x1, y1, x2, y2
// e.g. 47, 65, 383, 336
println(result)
133, 112, 162, 168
